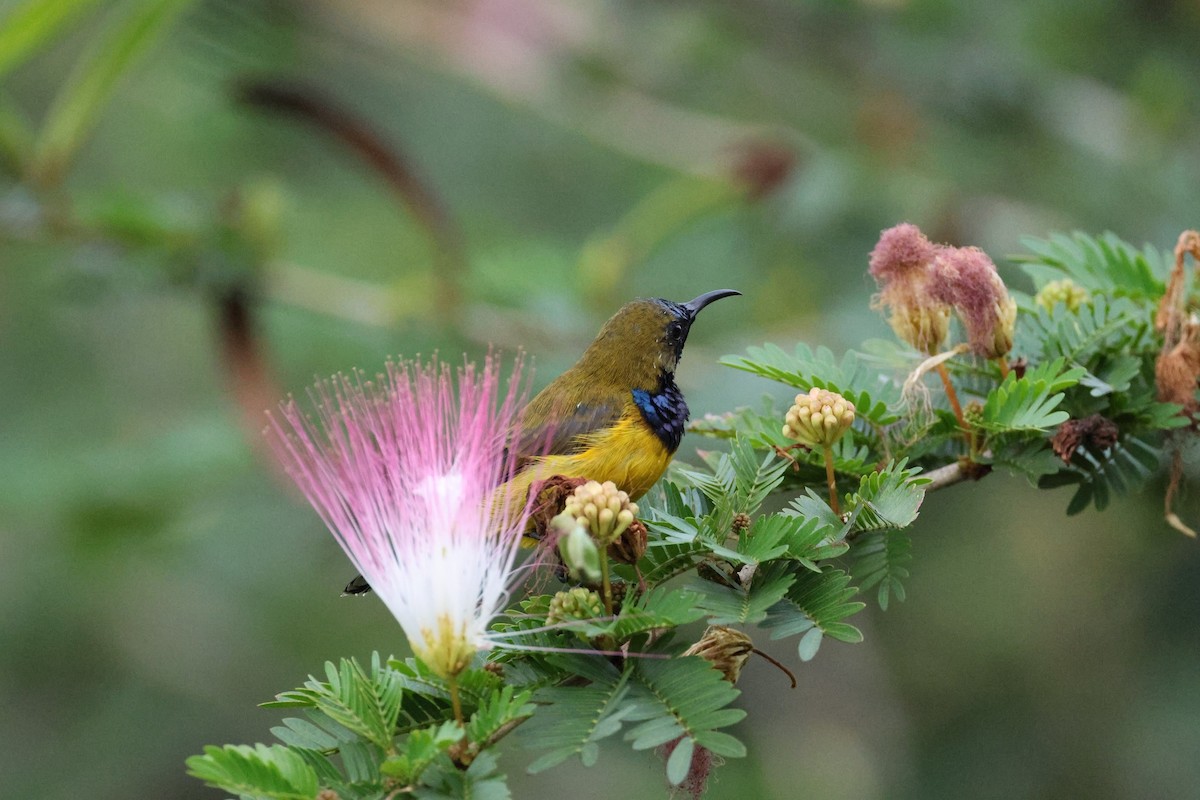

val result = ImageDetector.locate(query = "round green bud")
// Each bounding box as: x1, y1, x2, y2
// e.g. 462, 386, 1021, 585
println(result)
1035, 279, 1090, 313
547, 588, 605, 629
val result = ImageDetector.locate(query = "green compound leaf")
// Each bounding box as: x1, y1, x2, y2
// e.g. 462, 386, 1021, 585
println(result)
665, 736, 695, 785
852, 529, 912, 611
1038, 433, 1162, 514
1078, 354, 1142, 398
721, 343, 901, 427
761, 568, 866, 661
467, 684, 535, 745
339, 739, 383, 784
382, 721, 461, 786
186, 743, 320, 800
844, 459, 929, 532
640, 514, 712, 586
1016, 297, 1151, 375
414, 749, 511, 800
602, 586, 707, 641
624, 656, 746, 758
1016, 231, 1169, 299
387, 660, 504, 733
980, 369, 1079, 433
266, 655, 403, 752
751, 511, 848, 570
984, 439, 1065, 486
270, 717, 340, 751
672, 436, 790, 527
692, 563, 796, 625
524, 657, 633, 773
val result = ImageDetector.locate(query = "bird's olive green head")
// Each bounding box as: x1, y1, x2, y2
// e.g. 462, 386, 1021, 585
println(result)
576, 289, 741, 385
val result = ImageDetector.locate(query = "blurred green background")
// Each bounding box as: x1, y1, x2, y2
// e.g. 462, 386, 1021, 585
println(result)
3, 1, 1200, 798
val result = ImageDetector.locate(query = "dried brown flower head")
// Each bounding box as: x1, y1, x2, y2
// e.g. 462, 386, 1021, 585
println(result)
683, 625, 756, 684
1155, 318, 1200, 419
527, 475, 589, 540
608, 518, 648, 565
1051, 414, 1121, 463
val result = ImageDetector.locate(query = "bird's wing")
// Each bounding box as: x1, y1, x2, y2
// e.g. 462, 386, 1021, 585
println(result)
509, 395, 626, 472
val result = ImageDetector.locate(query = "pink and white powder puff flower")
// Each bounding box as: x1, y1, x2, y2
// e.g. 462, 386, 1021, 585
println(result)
267, 355, 534, 681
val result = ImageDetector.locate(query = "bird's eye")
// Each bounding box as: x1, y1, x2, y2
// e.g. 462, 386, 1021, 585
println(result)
667, 321, 684, 343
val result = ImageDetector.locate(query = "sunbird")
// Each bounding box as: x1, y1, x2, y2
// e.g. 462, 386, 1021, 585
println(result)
344, 289, 740, 594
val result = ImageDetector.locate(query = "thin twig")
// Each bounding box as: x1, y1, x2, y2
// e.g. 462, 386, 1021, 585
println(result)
935, 362, 966, 429
921, 460, 974, 492
1164, 447, 1197, 538
750, 648, 797, 689
213, 285, 289, 483
447, 674, 464, 726
483, 716, 531, 750
599, 556, 614, 617
822, 445, 840, 514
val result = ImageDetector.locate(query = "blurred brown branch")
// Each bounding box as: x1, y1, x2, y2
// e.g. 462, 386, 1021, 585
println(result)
213, 283, 288, 482
237, 79, 466, 323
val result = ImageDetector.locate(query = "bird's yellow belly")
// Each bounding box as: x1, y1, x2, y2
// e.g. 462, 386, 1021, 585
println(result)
522, 417, 674, 500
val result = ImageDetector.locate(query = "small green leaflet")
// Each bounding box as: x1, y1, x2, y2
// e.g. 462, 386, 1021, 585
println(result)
761, 568, 865, 661
186, 743, 319, 800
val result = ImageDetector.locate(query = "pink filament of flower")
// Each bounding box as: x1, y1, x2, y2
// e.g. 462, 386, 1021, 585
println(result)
268, 354, 532, 660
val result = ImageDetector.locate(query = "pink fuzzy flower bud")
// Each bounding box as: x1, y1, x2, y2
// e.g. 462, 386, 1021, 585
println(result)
929, 246, 1017, 359
869, 222, 939, 281
868, 223, 950, 354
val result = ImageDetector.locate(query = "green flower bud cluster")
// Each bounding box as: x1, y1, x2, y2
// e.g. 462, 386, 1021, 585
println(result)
782, 388, 856, 447
561, 480, 639, 547
546, 588, 605, 631
1035, 279, 1090, 312
963, 400, 985, 429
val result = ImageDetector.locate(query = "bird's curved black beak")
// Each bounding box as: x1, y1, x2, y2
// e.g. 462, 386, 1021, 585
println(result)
681, 289, 741, 319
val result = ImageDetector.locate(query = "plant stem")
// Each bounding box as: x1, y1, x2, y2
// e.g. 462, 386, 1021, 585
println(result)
997, 356, 1010, 379
935, 362, 967, 428
922, 460, 970, 492
822, 445, 841, 514
599, 554, 613, 616
447, 673, 464, 727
